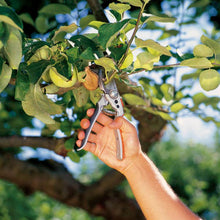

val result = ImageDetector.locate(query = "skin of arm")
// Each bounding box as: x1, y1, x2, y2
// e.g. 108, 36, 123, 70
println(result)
76, 109, 202, 220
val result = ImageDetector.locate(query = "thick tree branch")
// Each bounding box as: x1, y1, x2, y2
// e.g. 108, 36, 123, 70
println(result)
0, 153, 144, 219
0, 136, 68, 155
86, 0, 108, 22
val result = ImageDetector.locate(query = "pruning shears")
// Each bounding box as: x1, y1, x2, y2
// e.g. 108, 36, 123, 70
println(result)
77, 68, 124, 160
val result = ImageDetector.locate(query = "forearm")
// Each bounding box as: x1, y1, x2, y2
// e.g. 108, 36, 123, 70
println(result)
122, 152, 202, 220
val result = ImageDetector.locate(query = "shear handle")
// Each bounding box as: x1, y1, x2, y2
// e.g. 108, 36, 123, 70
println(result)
77, 96, 106, 151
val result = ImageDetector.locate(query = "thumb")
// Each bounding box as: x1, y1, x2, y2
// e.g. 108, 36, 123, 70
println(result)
108, 117, 123, 129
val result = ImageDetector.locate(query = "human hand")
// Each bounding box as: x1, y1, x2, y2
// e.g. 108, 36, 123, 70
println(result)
76, 108, 142, 174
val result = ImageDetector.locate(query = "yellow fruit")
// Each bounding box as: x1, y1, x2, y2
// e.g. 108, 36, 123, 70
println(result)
49, 65, 77, 88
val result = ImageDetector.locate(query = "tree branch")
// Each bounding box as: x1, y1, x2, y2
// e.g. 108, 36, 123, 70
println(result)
0, 153, 144, 219
0, 136, 68, 156
86, 0, 108, 22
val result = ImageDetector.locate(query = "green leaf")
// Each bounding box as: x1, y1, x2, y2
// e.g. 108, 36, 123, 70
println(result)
98, 19, 129, 49
19, 13, 34, 26
156, 111, 173, 120
192, 93, 207, 105
144, 15, 176, 23
170, 103, 185, 113
80, 14, 95, 29
0, 6, 23, 31
60, 120, 72, 136
118, 0, 143, 8
35, 15, 49, 34
123, 94, 146, 106
66, 47, 79, 63
94, 57, 116, 75
160, 84, 174, 101
0, 0, 8, 6
180, 57, 213, 69
67, 151, 80, 163
134, 51, 160, 70
119, 51, 133, 69
15, 64, 30, 101
188, 0, 210, 9
0, 22, 9, 48
64, 138, 75, 150
193, 44, 213, 57
109, 43, 127, 61
27, 60, 51, 84
135, 38, 172, 56
72, 86, 89, 107
88, 21, 106, 30
52, 23, 78, 43
90, 88, 102, 105
22, 84, 63, 124
151, 97, 164, 106
201, 35, 220, 56
109, 3, 131, 15
0, 62, 12, 93
38, 4, 71, 16
79, 47, 96, 60
3, 29, 22, 69
199, 69, 220, 91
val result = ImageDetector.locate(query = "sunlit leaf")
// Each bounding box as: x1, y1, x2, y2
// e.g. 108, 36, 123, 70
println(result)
160, 84, 174, 101
88, 21, 106, 30
199, 69, 220, 91
0, 62, 12, 93
193, 44, 213, 57
109, 3, 131, 15
94, 57, 116, 75
180, 57, 213, 69
0, 6, 23, 31
22, 84, 63, 124
134, 51, 160, 70
135, 38, 171, 56
123, 93, 146, 106
201, 35, 220, 56
170, 103, 185, 113
119, 51, 133, 69
52, 23, 78, 43
192, 93, 208, 105
144, 14, 176, 23
118, 0, 143, 8
156, 111, 173, 120
151, 97, 164, 106
3, 28, 22, 69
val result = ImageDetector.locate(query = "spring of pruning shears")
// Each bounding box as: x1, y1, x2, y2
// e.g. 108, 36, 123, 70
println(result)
77, 69, 124, 160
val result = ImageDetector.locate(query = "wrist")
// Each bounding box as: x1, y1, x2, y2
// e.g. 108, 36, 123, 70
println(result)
121, 150, 146, 177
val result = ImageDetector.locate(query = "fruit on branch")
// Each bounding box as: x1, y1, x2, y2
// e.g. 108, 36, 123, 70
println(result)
82, 66, 99, 91
49, 65, 77, 88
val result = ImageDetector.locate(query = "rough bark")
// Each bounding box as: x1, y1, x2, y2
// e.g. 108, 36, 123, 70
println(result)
0, 153, 144, 220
